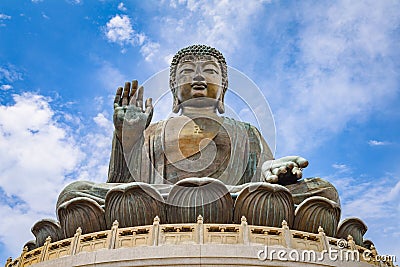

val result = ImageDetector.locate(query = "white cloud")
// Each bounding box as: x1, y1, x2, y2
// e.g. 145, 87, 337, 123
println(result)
0, 93, 114, 257
31, 0, 43, 3
0, 65, 23, 83
157, 0, 270, 56
0, 93, 83, 255
332, 163, 350, 173
0, 14, 11, 20
327, 170, 400, 257
368, 140, 390, 146
140, 41, 160, 62
66, 0, 81, 4
96, 61, 126, 91
0, 84, 12, 90
118, 2, 127, 12
272, 0, 400, 154
104, 14, 159, 59
105, 15, 135, 45
0, 93, 83, 213
93, 112, 113, 130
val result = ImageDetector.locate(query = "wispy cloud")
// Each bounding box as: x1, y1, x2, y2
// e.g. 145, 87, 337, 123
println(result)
0, 65, 23, 84
117, 2, 127, 12
272, 1, 400, 154
0, 14, 11, 27
327, 169, 400, 256
0, 85, 12, 91
154, 0, 271, 58
332, 163, 351, 173
0, 14, 11, 20
368, 140, 390, 146
66, 0, 82, 5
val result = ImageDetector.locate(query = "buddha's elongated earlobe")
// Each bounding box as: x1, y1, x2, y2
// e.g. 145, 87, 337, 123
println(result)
172, 96, 180, 113
217, 94, 225, 114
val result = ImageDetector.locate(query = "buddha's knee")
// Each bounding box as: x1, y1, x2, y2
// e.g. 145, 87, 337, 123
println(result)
285, 177, 340, 205
57, 197, 107, 238
56, 181, 115, 209
105, 182, 165, 228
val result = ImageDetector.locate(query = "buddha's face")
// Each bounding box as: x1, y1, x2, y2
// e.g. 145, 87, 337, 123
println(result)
175, 55, 223, 110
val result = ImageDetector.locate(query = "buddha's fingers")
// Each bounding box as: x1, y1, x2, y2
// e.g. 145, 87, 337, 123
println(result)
271, 166, 286, 176
145, 98, 153, 115
114, 87, 123, 106
130, 80, 138, 99
136, 86, 144, 110
285, 161, 295, 169
295, 157, 309, 168
292, 166, 302, 178
121, 82, 131, 106
265, 173, 278, 183
270, 162, 287, 170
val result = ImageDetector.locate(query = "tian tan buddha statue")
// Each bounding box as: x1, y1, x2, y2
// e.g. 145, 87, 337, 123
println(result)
27, 45, 369, 251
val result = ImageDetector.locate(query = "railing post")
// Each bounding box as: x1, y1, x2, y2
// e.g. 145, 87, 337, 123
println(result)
70, 227, 82, 255
39, 236, 51, 262
347, 235, 356, 250
282, 220, 292, 248
318, 226, 329, 251
241, 216, 249, 245
197, 215, 204, 244
152, 216, 160, 246
5, 257, 12, 267
108, 220, 119, 249
17, 246, 28, 267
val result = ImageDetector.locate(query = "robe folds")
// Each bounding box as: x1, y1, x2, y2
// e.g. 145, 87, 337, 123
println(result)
107, 117, 273, 186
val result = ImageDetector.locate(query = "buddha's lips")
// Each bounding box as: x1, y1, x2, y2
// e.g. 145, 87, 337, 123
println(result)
192, 85, 207, 90
191, 81, 207, 91
191, 85, 207, 97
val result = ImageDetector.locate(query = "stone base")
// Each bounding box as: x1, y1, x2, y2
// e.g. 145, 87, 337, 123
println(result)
29, 244, 374, 267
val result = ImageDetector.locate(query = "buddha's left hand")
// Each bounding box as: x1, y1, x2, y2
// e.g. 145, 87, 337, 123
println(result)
261, 156, 309, 185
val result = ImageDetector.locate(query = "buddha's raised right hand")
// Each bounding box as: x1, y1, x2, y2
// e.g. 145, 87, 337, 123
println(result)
113, 80, 153, 148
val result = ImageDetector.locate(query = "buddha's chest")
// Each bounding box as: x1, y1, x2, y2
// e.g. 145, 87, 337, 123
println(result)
163, 117, 230, 159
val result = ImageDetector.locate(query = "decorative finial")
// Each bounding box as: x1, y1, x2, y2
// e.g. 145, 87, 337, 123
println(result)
241, 216, 247, 223
23, 246, 28, 253
318, 226, 325, 234
45, 236, 52, 244
282, 220, 289, 229
347, 234, 353, 241
112, 220, 119, 227
347, 234, 356, 249
370, 245, 377, 255
153, 216, 160, 224
76, 227, 82, 235
197, 215, 203, 223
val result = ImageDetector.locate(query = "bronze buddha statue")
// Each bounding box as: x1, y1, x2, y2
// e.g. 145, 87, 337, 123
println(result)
29, 45, 361, 249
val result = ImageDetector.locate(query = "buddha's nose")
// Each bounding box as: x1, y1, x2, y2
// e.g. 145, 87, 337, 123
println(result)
192, 64, 206, 83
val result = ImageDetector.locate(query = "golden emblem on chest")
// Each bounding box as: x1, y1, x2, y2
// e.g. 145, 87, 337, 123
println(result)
164, 117, 223, 163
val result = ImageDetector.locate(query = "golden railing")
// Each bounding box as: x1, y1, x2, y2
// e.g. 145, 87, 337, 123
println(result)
6, 216, 392, 267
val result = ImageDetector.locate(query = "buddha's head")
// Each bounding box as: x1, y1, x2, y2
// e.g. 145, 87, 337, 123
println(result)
169, 45, 228, 114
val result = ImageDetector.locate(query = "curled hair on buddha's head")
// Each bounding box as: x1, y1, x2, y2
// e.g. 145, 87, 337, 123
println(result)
169, 44, 228, 114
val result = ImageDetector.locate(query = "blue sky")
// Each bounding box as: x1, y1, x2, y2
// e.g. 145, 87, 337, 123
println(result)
1, 0, 399, 263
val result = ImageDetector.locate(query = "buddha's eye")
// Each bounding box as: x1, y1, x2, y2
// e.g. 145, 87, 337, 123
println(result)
204, 68, 219, 74
180, 68, 194, 75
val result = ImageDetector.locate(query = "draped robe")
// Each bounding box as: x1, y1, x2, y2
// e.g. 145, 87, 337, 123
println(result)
107, 116, 273, 186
